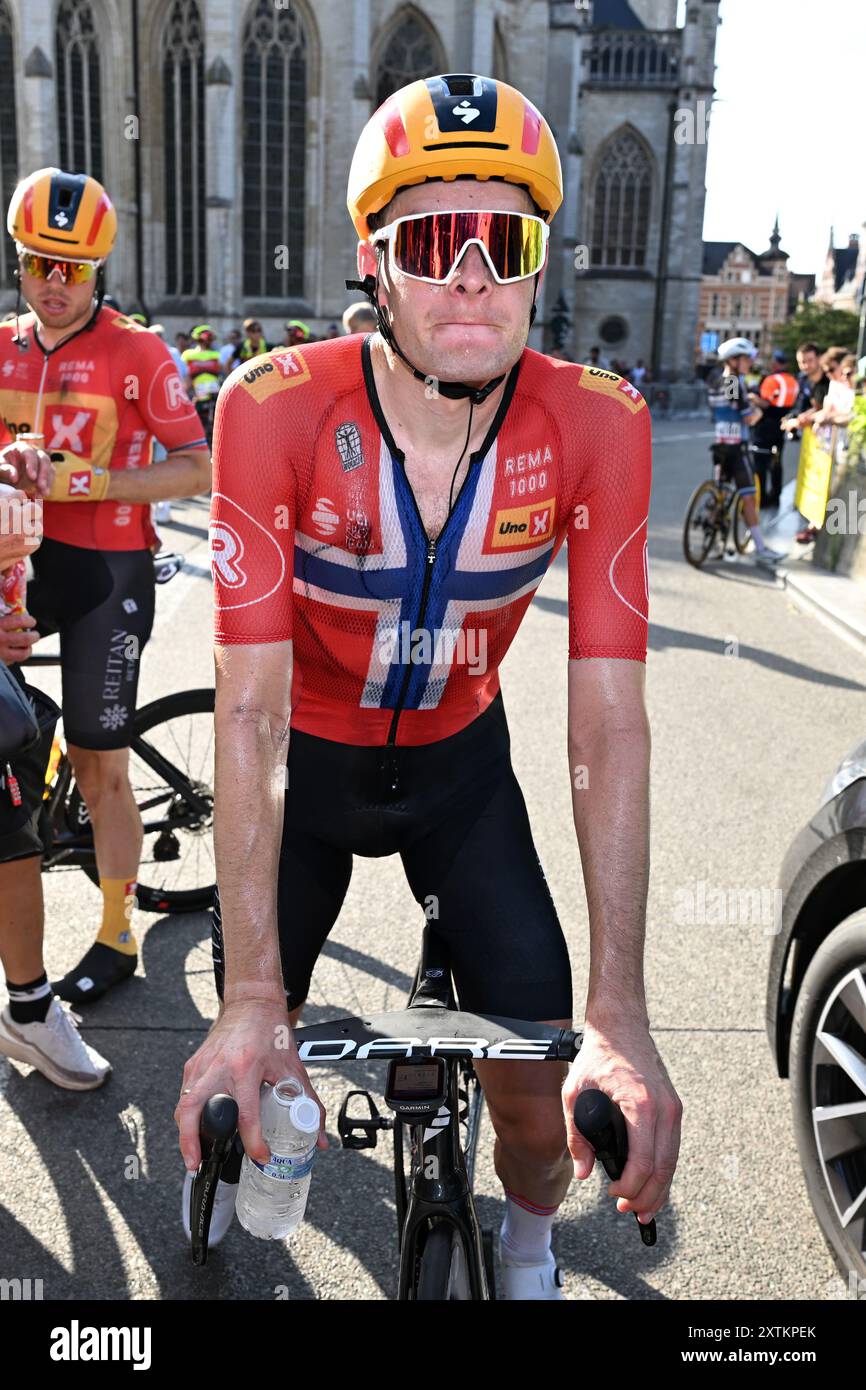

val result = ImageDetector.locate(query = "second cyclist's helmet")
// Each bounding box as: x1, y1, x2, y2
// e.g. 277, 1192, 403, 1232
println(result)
7, 168, 117, 260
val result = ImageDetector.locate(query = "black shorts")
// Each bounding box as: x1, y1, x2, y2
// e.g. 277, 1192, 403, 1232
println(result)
27, 538, 155, 749
0, 673, 61, 864
212, 692, 573, 1021
711, 443, 756, 497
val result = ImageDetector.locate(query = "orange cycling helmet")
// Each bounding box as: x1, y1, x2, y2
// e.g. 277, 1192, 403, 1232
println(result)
347, 73, 563, 239
7, 168, 117, 261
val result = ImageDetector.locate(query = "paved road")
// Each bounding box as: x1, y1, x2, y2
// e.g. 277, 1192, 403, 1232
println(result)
2, 423, 862, 1301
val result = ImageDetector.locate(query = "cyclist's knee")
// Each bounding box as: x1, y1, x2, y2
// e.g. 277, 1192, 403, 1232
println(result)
486, 1095, 569, 1170
67, 745, 130, 805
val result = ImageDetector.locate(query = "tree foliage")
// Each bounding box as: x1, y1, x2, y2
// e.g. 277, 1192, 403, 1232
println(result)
769, 303, 859, 362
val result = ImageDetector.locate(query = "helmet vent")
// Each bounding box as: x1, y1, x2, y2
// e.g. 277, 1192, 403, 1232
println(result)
443, 75, 478, 96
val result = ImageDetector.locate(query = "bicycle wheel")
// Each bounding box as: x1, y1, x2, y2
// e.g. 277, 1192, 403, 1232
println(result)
74, 688, 215, 913
415, 1222, 472, 1300
683, 480, 723, 567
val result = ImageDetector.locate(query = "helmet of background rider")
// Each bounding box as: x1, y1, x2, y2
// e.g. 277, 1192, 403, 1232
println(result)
191, 324, 217, 345
7, 168, 117, 263
346, 73, 563, 241
285, 319, 310, 342
717, 337, 758, 362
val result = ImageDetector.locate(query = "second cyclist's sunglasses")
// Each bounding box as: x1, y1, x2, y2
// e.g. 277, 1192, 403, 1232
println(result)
17, 249, 102, 284
370, 210, 549, 285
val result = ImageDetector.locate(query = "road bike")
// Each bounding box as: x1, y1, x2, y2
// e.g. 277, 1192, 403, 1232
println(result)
682, 448, 762, 568
26, 552, 215, 913
188, 926, 656, 1300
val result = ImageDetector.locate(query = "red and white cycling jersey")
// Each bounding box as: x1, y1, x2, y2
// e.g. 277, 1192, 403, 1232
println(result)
0, 307, 207, 549
210, 335, 651, 745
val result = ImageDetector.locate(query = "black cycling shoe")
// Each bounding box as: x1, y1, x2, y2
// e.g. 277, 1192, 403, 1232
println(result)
52, 943, 138, 1005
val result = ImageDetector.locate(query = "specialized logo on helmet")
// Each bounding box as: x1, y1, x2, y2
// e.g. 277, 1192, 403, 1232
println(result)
578, 367, 646, 415
238, 348, 311, 404
54, 211, 69, 228
426, 75, 498, 133
491, 498, 556, 549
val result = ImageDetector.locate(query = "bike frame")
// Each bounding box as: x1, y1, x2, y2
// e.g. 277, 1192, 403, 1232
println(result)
391, 929, 489, 1299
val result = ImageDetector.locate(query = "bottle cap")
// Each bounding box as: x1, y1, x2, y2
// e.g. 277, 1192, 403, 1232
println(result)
289, 1096, 321, 1134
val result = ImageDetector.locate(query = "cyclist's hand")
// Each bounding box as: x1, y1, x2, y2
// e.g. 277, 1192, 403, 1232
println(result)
563, 1019, 682, 1224
175, 997, 329, 1171
0, 444, 55, 497
0, 611, 40, 663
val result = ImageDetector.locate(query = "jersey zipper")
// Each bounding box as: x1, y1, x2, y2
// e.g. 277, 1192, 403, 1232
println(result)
381, 468, 472, 792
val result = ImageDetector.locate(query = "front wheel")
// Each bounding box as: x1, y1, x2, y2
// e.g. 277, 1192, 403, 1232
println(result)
789, 912, 866, 1283
683, 480, 724, 568
415, 1222, 472, 1300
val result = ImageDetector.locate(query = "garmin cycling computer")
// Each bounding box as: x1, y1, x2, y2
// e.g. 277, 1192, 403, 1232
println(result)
384, 1057, 447, 1116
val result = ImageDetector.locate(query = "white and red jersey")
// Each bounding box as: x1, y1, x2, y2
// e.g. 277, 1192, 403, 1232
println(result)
0, 307, 207, 549
210, 336, 651, 746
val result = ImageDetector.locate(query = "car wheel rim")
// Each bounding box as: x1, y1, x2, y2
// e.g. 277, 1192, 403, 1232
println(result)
810, 964, 866, 1266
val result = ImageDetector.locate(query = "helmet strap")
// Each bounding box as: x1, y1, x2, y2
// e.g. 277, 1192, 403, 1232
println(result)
345, 268, 506, 406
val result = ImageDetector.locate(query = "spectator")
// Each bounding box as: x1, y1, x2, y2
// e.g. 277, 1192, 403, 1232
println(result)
239, 319, 268, 362
630, 358, 647, 387
748, 350, 797, 509
323, 323, 340, 339
781, 341, 831, 542
219, 328, 243, 377
587, 344, 610, 369
175, 330, 191, 356
813, 350, 857, 428
284, 319, 311, 347
342, 302, 378, 334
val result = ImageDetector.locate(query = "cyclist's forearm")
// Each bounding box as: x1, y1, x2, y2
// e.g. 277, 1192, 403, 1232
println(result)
214, 687, 291, 1005
104, 449, 211, 503
568, 716, 651, 1031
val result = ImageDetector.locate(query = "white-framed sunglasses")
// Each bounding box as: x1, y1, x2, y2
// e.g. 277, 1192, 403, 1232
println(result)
369, 209, 550, 286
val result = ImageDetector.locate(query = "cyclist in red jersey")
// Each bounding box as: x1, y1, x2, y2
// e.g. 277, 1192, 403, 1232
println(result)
177, 75, 682, 1297
0, 169, 210, 1005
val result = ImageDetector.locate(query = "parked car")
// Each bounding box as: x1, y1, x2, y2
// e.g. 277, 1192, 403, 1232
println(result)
767, 736, 866, 1282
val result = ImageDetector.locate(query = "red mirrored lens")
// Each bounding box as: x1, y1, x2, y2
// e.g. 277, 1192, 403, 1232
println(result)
19, 252, 97, 284
392, 212, 544, 282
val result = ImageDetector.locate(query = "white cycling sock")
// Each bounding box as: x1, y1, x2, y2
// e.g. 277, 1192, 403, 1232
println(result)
501, 1188, 558, 1262
750, 523, 767, 551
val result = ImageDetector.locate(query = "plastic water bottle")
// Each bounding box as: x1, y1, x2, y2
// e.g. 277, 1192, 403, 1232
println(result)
235, 1077, 320, 1239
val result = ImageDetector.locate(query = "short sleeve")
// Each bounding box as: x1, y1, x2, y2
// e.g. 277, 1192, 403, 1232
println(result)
115, 329, 207, 452
566, 380, 651, 661
209, 367, 296, 645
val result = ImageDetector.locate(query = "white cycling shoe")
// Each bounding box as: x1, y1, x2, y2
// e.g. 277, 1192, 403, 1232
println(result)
498, 1232, 566, 1300
0, 998, 110, 1090
182, 1169, 237, 1246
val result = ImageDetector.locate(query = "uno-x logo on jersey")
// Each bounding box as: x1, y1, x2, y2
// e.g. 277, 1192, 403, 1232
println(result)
209, 519, 246, 588
239, 348, 311, 404
45, 405, 98, 456
491, 498, 556, 548
578, 367, 646, 415
67, 470, 95, 497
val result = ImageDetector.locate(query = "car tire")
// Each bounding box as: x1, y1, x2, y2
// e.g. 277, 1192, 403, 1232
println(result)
789, 910, 866, 1284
